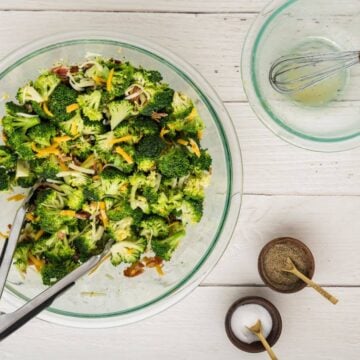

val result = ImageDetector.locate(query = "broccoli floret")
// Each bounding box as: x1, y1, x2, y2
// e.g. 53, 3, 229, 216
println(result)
32, 230, 75, 262
0, 168, 12, 191
136, 135, 165, 159
2, 114, 40, 135
58, 111, 84, 136
106, 145, 135, 174
158, 147, 191, 178
171, 92, 194, 118
99, 166, 129, 195
108, 100, 134, 130
16, 83, 44, 104
133, 69, 163, 85
94, 131, 116, 154
31, 101, 53, 120
107, 217, 134, 242
13, 242, 32, 272
183, 172, 210, 200
48, 83, 78, 122
60, 184, 85, 211
66, 137, 92, 161
16, 173, 37, 188
138, 84, 174, 116
5, 101, 28, 116
73, 226, 105, 261
77, 90, 103, 121
107, 65, 134, 97
83, 116, 107, 135
139, 215, 169, 240
6, 131, 35, 160
35, 188, 66, 209
41, 261, 78, 285
152, 227, 186, 261
110, 237, 147, 266
181, 199, 203, 224
165, 107, 205, 136
27, 122, 56, 147
150, 190, 183, 217
190, 149, 212, 173
36, 207, 77, 233
29, 155, 61, 179
34, 72, 61, 101
0, 145, 17, 171
107, 199, 143, 223
56, 170, 91, 188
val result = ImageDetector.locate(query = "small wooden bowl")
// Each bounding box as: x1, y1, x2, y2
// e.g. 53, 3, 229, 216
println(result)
225, 296, 282, 353
258, 237, 315, 293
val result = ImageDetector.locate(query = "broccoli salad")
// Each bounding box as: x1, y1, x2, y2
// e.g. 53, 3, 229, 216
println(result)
0, 54, 212, 285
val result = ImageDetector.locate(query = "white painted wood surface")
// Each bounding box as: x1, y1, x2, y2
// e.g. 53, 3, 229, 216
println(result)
0, 2, 359, 359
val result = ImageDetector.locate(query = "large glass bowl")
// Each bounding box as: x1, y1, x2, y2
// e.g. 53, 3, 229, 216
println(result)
242, 0, 360, 152
0, 32, 242, 327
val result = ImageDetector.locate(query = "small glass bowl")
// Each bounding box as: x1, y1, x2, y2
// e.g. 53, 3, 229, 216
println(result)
0, 31, 242, 328
242, 0, 360, 152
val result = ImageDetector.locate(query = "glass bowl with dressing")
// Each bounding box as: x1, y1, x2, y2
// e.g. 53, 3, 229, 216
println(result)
242, 0, 360, 152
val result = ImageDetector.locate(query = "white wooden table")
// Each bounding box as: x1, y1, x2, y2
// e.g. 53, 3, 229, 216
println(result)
1, 1, 360, 359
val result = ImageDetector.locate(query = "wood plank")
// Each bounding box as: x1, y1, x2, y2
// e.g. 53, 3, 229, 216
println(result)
0, 0, 266, 13
0, 286, 357, 359
228, 103, 360, 195
205, 195, 360, 285
0, 12, 252, 102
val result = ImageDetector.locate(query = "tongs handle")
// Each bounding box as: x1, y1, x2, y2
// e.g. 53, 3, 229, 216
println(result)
0, 252, 103, 341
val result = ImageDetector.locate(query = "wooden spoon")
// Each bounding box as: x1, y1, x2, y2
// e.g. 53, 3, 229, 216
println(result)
247, 320, 278, 360
282, 257, 338, 305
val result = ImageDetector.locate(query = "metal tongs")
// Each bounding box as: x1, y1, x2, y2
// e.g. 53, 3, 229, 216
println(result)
0, 182, 113, 341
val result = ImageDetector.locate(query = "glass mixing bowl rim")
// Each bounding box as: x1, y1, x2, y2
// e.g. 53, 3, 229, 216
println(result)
0, 32, 242, 320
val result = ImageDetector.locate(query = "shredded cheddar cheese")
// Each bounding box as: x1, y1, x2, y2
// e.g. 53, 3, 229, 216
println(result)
59, 210, 77, 217
106, 68, 115, 92
53, 135, 72, 144
197, 130, 203, 140
110, 135, 134, 145
115, 146, 133, 164
155, 265, 164, 276
7, 193, 26, 201
34, 229, 44, 241
0, 232, 8, 239
93, 76, 106, 86
66, 103, 79, 113
189, 138, 201, 158
26, 213, 36, 222
29, 254, 44, 272
42, 102, 54, 117
177, 139, 188, 146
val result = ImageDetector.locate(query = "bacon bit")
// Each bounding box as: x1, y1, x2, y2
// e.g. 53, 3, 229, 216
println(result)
143, 256, 163, 268
189, 138, 201, 158
75, 212, 90, 220
151, 112, 168, 122
177, 139, 188, 146
66, 103, 79, 113
106, 68, 115, 92
115, 146, 133, 164
88, 253, 111, 275
197, 130, 203, 140
26, 213, 36, 222
7, 224, 12, 230
7, 193, 26, 202
51, 66, 69, 81
110, 135, 134, 145
0, 232, 8, 239
34, 229, 44, 241
124, 261, 145, 277
53, 135, 72, 144
70, 66, 79, 74
59, 210, 77, 217
93, 76, 106, 86
28, 254, 44, 272
42, 102, 54, 117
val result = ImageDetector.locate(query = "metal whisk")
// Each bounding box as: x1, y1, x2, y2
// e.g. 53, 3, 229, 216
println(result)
269, 50, 360, 94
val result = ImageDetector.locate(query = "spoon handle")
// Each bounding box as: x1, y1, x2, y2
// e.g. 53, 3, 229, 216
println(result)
256, 332, 278, 360
292, 268, 338, 305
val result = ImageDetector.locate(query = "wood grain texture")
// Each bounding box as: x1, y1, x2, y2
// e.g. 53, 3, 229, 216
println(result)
0, 286, 358, 360
0, 11, 251, 102
205, 195, 360, 285
0, 0, 267, 13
